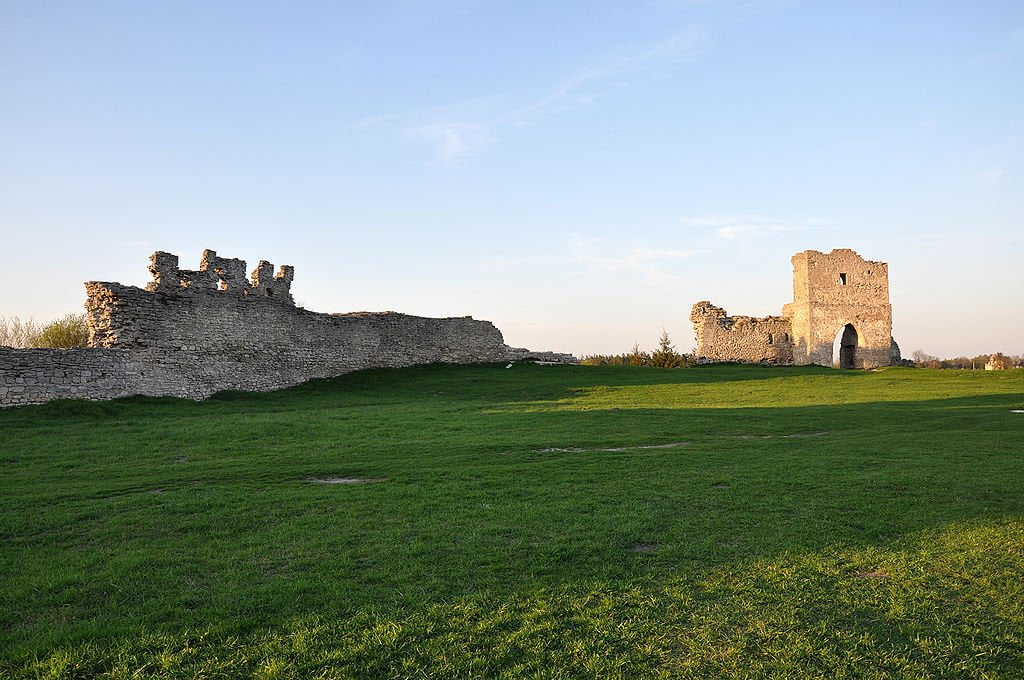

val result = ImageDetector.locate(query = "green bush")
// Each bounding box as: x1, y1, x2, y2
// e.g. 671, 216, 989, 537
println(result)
32, 313, 89, 349
580, 332, 692, 368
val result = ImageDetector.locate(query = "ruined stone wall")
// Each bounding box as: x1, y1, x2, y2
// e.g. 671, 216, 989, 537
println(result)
1, 249, 573, 408
690, 302, 794, 365
0, 348, 142, 408
692, 248, 895, 369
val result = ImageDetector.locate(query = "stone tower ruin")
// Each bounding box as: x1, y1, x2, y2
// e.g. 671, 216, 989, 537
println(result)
691, 248, 898, 369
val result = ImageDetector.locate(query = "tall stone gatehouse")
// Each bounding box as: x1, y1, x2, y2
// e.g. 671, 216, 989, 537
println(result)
691, 248, 898, 369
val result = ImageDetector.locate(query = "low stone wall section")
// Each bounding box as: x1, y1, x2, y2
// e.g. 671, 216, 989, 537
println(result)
690, 301, 794, 365
0, 348, 140, 407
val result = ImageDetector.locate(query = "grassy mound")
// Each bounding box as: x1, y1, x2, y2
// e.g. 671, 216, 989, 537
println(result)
2, 364, 1022, 677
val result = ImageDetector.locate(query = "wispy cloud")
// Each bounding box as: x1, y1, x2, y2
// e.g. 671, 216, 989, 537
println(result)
358, 27, 712, 165
572, 241, 701, 283
501, 28, 710, 128
411, 122, 491, 164
480, 235, 702, 284
680, 215, 839, 241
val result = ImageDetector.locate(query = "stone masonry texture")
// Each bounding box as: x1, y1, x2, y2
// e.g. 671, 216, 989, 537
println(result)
0, 249, 574, 408
691, 248, 898, 369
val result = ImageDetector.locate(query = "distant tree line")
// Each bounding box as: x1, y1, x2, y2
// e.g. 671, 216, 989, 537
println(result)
0, 314, 89, 349
910, 350, 1022, 370
581, 330, 695, 368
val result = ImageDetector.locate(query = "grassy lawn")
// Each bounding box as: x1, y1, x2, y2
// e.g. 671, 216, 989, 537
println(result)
2, 363, 1023, 678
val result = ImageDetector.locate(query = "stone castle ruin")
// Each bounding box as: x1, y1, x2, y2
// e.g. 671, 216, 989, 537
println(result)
691, 249, 899, 368
0, 249, 573, 408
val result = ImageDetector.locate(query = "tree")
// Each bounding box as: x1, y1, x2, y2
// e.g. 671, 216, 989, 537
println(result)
650, 329, 686, 368
0, 316, 42, 348
627, 342, 650, 367
579, 331, 693, 369
911, 350, 934, 365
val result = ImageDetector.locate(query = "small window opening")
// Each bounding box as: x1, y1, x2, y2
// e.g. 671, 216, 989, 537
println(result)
782, 333, 789, 342
267, 289, 274, 298
839, 273, 847, 285
767, 333, 774, 344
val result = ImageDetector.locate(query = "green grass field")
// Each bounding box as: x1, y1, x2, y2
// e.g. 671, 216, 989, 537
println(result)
2, 364, 1023, 678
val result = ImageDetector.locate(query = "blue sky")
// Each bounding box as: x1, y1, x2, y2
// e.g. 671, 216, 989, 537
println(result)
2, 1, 1022, 357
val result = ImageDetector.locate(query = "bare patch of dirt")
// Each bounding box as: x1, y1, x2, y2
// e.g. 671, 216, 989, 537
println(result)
854, 569, 890, 580
628, 542, 658, 553
175, 456, 187, 463
733, 431, 830, 439
306, 477, 385, 485
538, 442, 687, 453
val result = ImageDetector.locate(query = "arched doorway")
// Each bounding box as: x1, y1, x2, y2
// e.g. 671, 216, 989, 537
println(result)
832, 324, 859, 369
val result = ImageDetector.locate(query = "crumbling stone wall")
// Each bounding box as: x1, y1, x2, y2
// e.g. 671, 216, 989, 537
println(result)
1, 249, 573, 408
692, 249, 896, 369
690, 302, 793, 364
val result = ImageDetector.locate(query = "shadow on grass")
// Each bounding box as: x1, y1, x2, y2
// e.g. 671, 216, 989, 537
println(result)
2, 364, 1023, 669
0, 362, 933, 425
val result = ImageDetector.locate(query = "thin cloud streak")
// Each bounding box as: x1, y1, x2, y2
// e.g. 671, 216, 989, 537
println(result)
573, 244, 702, 285
679, 215, 840, 241
499, 28, 711, 129
359, 27, 712, 164
411, 122, 491, 164
479, 236, 703, 285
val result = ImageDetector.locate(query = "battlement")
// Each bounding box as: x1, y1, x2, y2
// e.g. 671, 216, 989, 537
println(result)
145, 249, 295, 303
2, 248, 574, 408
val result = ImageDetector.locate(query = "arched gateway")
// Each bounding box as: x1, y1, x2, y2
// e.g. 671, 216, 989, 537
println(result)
691, 249, 898, 369
835, 324, 859, 369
